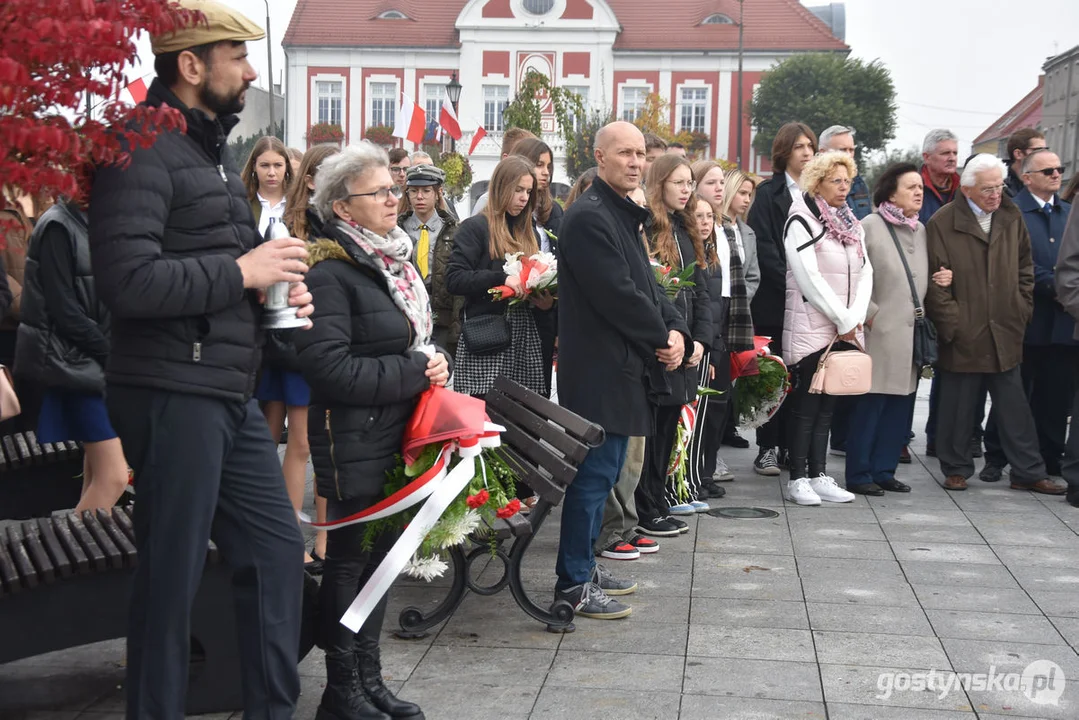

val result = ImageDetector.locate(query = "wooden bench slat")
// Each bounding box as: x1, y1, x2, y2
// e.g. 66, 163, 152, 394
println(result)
488, 409, 577, 485
0, 537, 19, 595
81, 511, 124, 570
13, 433, 33, 464
20, 521, 55, 584
67, 513, 107, 572
2, 435, 21, 467
54, 514, 90, 574
112, 506, 136, 545
6, 525, 38, 589
96, 509, 137, 567
486, 389, 589, 464
23, 431, 44, 463
36, 516, 73, 579
499, 446, 567, 506
492, 376, 605, 447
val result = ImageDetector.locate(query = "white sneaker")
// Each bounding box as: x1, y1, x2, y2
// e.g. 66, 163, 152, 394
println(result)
809, 474, 856, 503
784, 477, 821, 506
714, 455, 735, 481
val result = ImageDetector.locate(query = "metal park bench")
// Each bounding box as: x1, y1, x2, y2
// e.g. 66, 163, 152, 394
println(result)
396, 376, 605, 637
0, 431, 85, 520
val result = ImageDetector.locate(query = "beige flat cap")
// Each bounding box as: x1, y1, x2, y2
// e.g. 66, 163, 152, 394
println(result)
151, 0, 265, 55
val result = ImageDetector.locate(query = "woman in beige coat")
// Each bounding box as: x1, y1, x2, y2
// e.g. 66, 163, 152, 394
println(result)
845, 163, 952, 495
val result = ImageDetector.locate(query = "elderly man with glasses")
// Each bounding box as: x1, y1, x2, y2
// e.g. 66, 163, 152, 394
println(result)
982, 150, 1074, 483
925, 153, 1066, 494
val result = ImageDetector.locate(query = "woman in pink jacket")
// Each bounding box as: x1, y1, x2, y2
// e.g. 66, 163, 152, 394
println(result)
782, 152, 873, 506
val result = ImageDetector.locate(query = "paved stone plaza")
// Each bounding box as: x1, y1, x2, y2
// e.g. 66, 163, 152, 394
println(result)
4, 381, 1079, 719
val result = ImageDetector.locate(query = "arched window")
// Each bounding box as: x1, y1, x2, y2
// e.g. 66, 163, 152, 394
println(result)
701, 13, 734, 25
377, 9, 408, 20
522, 0, 555, 15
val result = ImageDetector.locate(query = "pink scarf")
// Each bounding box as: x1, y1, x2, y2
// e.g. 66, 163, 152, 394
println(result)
878, 201, 920, 232
814, 195, 863, 257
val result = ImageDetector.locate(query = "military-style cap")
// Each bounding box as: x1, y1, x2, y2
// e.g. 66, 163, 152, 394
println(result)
405, 164, 445, 187
151, 0, 265, 55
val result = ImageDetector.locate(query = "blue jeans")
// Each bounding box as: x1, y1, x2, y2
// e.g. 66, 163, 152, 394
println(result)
846, 392, 913, 486
556, 433, 629, 590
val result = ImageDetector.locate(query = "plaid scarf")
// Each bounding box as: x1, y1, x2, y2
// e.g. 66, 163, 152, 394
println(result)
723, 224, 754, 352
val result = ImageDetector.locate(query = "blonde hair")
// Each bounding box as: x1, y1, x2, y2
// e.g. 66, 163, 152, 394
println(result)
720, 169, 757, 223
483, 156, 539, 260
800, 151, 858, 196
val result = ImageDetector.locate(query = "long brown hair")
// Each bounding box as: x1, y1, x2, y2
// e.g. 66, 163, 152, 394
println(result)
242, 136, 294, 202
513, 137, 555, 225
483, 155, 539, 260
645, 154, 704, 271
690, 160, 727, 270
282, 144, 339, 241
565, 167, 597, 208
685, 193, 720, 272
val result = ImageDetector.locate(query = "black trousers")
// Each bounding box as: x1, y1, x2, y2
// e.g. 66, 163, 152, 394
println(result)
694, 351, 731, 484
755, 328, 789, 452
786, 347, 841, 481
108, 387, 304, 720
1059, 360, 1079, 491
936, 368, 1045, 482
320, 494, 396, 656
635, 404, 681, 522
985, 345, 1078, 469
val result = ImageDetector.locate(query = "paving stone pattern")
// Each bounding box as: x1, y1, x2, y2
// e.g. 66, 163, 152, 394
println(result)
4, 382, 1079, 718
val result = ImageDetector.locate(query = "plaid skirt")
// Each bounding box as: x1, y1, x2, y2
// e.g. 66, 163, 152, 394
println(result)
454, 304, 546, 397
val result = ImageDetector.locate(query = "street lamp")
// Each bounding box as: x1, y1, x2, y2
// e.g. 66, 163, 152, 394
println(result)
263, 0, 275, 137
736, 0, 744, 167
445, 71, 462, 152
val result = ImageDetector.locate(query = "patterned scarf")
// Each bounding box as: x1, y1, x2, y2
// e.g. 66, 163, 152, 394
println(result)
877, 201, 920, 232
722, 224, 755, 353
332, 219, 434, 355
814, 194, 863, 257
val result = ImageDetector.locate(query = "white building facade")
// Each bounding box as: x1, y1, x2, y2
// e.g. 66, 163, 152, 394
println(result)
282, 0, 848, 199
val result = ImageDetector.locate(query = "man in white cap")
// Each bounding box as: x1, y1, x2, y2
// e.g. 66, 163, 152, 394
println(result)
89, 2, 312, 717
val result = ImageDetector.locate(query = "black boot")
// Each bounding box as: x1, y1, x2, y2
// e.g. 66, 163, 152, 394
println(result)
356, 645, 425, 719
316, 651, 391, 720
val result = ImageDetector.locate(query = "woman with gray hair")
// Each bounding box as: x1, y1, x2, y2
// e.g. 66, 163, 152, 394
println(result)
293, 141, 446, 720
781, 151, 873, 506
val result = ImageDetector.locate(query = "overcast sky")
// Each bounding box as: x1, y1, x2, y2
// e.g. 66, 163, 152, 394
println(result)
129, 0, 1078, 157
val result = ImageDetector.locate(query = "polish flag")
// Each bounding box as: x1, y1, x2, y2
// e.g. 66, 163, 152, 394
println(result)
122, 77, 148, 105
438, 98, 462, 141
468, 123, 488, 155
392, 94, 426, 145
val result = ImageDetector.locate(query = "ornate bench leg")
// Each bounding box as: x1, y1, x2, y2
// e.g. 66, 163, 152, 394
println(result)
504, 502, 576, 633
394, 543, 469, 639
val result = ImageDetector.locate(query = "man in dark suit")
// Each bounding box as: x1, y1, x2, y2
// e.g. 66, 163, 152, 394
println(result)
555, 121, 690, 619
983, 150, 1074, 480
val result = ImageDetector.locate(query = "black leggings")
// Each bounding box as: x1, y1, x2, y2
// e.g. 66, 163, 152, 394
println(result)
786, 346, 846, 481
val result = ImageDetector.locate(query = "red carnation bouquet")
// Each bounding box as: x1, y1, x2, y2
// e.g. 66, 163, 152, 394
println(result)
489, 251, 558, 306
652, 260, 697, 299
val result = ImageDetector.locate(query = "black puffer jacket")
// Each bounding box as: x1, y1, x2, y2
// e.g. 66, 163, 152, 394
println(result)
88, 78, 264, 401
645, 212, 714, 406
16, 201, 110, 393
294, 221, 434, 502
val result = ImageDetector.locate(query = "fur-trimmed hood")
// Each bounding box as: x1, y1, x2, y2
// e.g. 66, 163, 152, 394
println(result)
306, 237, 356, 268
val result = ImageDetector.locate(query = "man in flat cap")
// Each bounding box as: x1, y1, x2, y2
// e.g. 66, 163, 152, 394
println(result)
88, 2, 311, 717
398, 164, 463, 355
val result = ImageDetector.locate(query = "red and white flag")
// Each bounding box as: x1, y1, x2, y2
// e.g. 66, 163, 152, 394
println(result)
438, 98, 462, 141
392, 94, 426, 144
122, 77, 148, 105
468, 123, 487, 155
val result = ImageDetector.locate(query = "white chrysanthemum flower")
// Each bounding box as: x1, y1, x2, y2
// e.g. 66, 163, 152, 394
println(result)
402, 554, 448, 581
437, 509, 481, 548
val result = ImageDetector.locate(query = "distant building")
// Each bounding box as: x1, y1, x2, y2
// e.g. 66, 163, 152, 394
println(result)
972, 77, 1043, 158
281, 0, 848, 200
1041, 45, 1079, 182
232, 85, 285, 142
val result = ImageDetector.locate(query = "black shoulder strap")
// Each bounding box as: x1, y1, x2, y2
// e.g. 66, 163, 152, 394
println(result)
784, 214, 825, 252
878, 213, 924, 316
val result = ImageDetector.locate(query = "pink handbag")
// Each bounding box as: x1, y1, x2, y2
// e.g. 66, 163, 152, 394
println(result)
808, 336, 872, 396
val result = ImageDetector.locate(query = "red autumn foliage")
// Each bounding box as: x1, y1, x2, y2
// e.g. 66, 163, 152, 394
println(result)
0, 0, 197, 231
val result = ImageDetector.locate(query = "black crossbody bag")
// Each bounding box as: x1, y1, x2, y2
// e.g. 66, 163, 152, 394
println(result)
880, 216, 938, 368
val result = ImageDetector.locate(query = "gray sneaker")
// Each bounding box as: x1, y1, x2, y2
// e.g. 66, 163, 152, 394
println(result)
556, 581, 632, 619
591, 563, 638, 596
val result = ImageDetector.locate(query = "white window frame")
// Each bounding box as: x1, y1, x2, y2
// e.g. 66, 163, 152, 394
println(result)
618, 84, 650, 123
676, 84, 709, 135
564, 85, 590, 132
310, 74, 346, 131
367, 78, 399, 130
483, 85, 510, 132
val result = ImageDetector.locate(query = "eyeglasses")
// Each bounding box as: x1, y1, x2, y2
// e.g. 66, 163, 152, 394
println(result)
347, 185, 403, 202
1028, 166, 1065, 177
825, 178, 852, 188
668, 180, 697, 191
407, 186, 437, 196
1025, 146, 1049, 154
977, 184, 1005, 197
389, 166, 409, 174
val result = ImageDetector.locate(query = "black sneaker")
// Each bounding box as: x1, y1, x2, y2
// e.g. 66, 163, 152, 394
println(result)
556, 581, 632, 619
722, 430, 750, 448
754, 448, 781, 476
1067, 491, 1079, 508
664, 516, 690, 534
636, 517, 681, 537
980, 463, 1004, 483
777, 449, 790, 469
971, 438, 983, 458
598, 540, 640, 560
591, 563, 637, 595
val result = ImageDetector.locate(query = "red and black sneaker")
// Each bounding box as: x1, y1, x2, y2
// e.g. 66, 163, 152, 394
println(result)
627, 534, 659, 554
598, 541, 640, 560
